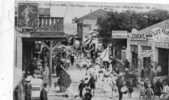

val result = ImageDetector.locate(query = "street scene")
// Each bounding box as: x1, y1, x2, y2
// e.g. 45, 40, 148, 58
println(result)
14, 1, 169, 100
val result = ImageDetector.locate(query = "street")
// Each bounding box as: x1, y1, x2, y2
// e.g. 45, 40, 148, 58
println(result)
13, 2, 169, 100
32, 65, 142, 100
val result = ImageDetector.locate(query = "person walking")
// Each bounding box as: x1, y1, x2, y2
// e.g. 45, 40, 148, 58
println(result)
154, 79, 163, 99
79, 80, 85, 98
88, 74, 96, 96
25, 76, 32, 100
139, 82, 146, 100
40, 83, 48, 100
82, 87, 92, 100
145, 83, 154, 100
116, 75, 124, 100
70, 53, 74, 66
126, 79, 134, 98
42, 63, 49, 85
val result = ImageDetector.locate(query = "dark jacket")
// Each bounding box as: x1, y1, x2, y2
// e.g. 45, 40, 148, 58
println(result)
40, 88, 48, 100
88, 76, 96, 89
25, 83, 32, 100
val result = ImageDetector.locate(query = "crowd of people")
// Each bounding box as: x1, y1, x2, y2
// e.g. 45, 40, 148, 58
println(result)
14, 37, 169, 100
74, 40, 169, 100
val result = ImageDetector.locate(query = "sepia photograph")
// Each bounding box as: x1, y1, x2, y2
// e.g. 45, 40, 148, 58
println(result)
13, 1, 169, 100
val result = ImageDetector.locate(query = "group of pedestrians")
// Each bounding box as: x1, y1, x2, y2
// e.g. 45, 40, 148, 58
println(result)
138, 78, 169, 100
78, 73, 96, 100
14, 73, 32, 100
76, 51, 136, 100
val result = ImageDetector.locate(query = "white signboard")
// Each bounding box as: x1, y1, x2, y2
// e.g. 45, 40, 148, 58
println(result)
130, 33, 147, 40
112, 31, 128, 39
141, 50, 152, 57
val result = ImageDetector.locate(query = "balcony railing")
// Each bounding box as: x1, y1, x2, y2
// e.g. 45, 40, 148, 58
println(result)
16, 16, 64, 33
37, 17, 64, 32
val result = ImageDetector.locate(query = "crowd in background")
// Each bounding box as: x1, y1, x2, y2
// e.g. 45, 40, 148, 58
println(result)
14, 39, 169, 100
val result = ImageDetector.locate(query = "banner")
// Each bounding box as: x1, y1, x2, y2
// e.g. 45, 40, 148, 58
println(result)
18, 3, 38, 28
100, 47, 110, 62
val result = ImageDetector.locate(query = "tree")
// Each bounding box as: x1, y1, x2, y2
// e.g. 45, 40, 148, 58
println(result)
97, 9, 169, 44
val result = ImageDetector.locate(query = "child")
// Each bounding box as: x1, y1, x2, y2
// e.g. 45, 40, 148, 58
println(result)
139, 82, 146, 100
40, 83, 48, 100
145, 83, 154, 100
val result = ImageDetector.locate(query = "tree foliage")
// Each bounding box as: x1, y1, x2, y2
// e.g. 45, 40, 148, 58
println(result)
97, 9, 169, 43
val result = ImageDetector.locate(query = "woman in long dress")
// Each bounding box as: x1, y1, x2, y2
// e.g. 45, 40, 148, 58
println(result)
42, 63, 49, 85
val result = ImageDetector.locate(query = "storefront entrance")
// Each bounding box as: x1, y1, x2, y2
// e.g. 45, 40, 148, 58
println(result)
158, 48, 169, 76
131, 45, 138, 69
143, 57, 151, 68
112, 39, 127, 59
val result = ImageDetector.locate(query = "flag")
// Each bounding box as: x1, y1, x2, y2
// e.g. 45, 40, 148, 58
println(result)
100, 47, 110, 62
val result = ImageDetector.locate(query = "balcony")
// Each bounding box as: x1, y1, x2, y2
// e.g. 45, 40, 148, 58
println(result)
36, 17, 64, 32
16, 16, 65, 38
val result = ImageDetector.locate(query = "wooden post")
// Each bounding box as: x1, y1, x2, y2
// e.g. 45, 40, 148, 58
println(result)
49, 40, 53, 87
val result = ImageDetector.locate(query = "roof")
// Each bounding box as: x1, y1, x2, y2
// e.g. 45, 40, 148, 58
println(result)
77, 9, 107, 21
139, 19, 169, 34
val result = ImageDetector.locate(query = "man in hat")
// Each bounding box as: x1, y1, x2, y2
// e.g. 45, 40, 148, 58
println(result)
116, 75, 124, 100
79, 80, 85, 98
25, 76, 32, 100
40, 83, 48, 100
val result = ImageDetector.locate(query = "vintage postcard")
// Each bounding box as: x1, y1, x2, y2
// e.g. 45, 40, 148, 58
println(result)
13, 1, 169, 100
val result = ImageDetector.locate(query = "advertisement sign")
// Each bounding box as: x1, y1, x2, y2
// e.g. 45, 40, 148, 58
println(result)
130, 33, 147, 41
18, 3, 38, 28
141, 50, 152, 57
112, 31, 128, 39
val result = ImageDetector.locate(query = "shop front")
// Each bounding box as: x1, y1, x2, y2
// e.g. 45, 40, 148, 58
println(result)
130, 45, 138, 69
111, 31, 128, 60
158, 48, 169, 76
128, 19, 169, 77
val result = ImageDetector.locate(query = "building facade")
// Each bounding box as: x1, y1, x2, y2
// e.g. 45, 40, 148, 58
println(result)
127, 19, 169, 76
14, 2, 66, 90
74, 9, 107, 42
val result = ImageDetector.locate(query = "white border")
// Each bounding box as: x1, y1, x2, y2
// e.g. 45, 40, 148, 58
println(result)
1, 0, 169, 100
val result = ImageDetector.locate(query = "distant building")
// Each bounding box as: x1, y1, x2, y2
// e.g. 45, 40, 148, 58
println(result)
74, 9, 107, 42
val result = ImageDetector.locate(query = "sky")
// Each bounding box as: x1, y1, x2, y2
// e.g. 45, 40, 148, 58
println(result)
39, 1, 169, 23
15, 1, 169, 34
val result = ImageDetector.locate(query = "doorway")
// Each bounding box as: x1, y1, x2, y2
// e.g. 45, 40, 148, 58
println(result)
158, 48, 169, 76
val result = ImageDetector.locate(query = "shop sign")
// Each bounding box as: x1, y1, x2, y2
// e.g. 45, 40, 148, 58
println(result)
141, 50, 152, 57
150, 22, 169, 38
155, 42, 169, 49
112, 31, 128, 39
154, 27, 169, 36
130, 33, 147, 40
